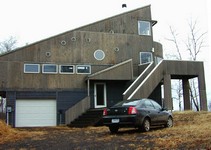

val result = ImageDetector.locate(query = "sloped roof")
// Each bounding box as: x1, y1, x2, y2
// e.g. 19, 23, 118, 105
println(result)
87, 59, 133, 80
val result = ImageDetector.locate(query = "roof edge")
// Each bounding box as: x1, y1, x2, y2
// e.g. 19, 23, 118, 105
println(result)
87, 59, 133, 79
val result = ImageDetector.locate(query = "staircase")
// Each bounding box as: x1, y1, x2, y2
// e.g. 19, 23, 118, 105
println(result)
69, 109, 104, 128
128, 60, 164, 99
122, 60, 207, 110
123, 62, 154, 100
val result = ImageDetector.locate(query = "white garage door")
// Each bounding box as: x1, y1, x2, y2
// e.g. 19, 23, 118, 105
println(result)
16, 99, 56, 127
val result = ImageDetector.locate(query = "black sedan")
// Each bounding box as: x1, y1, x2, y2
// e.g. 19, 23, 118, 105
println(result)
103, 98, 173, 133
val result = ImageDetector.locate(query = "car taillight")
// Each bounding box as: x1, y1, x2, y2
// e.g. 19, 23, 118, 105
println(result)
128, 107, 137, 115
103, 108, 108, 116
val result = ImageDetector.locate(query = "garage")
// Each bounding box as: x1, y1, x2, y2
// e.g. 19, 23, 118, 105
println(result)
15, 99, 57, 127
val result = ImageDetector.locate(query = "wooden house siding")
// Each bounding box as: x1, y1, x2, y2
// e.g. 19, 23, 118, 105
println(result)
76, 5, 152, 35
5, 91, 16, 126
0, 61, 87, 90
0, 32, 153, 64
0, 31, 155, 90
153, 42, 163, 58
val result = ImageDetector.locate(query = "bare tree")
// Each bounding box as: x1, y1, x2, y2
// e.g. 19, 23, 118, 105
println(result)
186, 18, 207, 61
0, 36, 17, 54
166, 26, 183, 60
166, 26, 183, 111
186, 18, 207, 111
166, 18, 207, 111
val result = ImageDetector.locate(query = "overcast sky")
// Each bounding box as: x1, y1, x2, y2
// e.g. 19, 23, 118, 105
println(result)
0, 0, 210, 107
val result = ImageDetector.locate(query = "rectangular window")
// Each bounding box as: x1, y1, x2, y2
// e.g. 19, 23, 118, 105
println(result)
24, 64, 40, 73
59, 65, 75, 74
138, 21, 151, 36
42, 64, 58, 74
140, 52, 153, 64
76, 65, 91, 74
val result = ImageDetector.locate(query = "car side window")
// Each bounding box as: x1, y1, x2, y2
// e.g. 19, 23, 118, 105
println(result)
151, 100, 162, 110
144, 100, 155, 109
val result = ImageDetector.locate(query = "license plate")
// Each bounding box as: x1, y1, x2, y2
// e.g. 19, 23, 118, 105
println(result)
112, 119, 119, 123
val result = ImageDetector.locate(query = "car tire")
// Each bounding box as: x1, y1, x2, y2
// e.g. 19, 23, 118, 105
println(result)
140, 118, 150, 132
165, 116, 173, 128
109, 126, 119, 133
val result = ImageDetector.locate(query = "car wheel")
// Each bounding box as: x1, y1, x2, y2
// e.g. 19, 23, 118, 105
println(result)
109, 126, 119, 133
165, 117, 173, 128
141, 118, 150, 132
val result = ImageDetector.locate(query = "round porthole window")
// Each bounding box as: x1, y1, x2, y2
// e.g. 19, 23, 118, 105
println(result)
94, 49, 105, 61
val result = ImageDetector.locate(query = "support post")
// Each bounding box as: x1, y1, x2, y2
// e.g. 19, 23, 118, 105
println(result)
163, 74, 172, 110
183, 78, 191, 110
198, 73, 207, 111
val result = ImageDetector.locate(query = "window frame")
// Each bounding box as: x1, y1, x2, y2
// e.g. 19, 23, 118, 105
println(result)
59, 65, 75, 74
42, 64, 58, 74
140, 52, 153, 65
138, 21, 151, 36
24, 64, 40, 73
76, 65, 91, 74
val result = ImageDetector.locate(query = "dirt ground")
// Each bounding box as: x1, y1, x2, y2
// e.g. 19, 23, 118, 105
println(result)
0, 126, 171, 150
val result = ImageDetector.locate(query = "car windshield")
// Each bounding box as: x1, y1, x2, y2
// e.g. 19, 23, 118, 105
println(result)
114, 100, 140, 107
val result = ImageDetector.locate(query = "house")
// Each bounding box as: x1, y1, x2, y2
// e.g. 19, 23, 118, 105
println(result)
0, 5, 207, 127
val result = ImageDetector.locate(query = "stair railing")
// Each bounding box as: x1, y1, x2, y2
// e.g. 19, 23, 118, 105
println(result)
128, 60, 164, 99
65, 96, 90, 124
123, 62, 154, 100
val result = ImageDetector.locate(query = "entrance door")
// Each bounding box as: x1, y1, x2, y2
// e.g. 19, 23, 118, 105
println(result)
94, 83, 107, 108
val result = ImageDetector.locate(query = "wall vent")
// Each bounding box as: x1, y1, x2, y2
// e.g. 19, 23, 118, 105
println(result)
114, 47, 119, 52
86, 38, 91, 42
45, 52, 51, 57
61, 40, 67, 46
109, 30, 115, 34
71, 37, 76, 41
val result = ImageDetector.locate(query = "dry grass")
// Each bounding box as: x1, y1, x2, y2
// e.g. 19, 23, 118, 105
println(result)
144, 111, 211, 149
0, 111, 211, 149
88, 111, 211, 149
69, 111, 211, 149
0, 120, 46, 144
